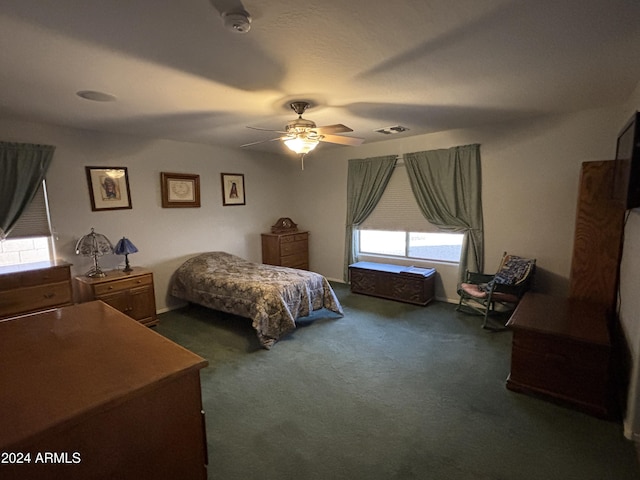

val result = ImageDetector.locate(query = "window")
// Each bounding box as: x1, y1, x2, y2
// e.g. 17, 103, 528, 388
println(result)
0, 181, 53, 267
358, 165, 463, 263
359, 230, 463, 263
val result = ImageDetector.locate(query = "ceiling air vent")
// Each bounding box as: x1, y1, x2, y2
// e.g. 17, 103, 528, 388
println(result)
374, 125, 410, 135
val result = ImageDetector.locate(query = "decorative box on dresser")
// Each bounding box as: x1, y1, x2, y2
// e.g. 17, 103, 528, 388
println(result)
74, 267, 158, 326
0, 261, 73, 320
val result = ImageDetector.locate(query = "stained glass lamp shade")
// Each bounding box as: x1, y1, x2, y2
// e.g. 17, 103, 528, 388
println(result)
114, 237, 138, 273
75, 228, 114, 277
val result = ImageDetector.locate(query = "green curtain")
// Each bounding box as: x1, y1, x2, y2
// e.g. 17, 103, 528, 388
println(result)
0, 142, 55, 239
344, 155, 397, 281
404, 144, 484, 282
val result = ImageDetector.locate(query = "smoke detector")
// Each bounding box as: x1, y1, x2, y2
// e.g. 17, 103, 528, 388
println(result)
222, 10, 251, 34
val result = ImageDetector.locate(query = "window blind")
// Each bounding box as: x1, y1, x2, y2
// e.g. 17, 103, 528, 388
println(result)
7, 181, 52, 238
359, 164, 439, 233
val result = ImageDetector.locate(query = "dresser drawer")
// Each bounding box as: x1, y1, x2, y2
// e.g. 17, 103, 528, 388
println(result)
280, 240, 307, 256
280, 233, 308, 243
0, 265, 70, 290
281, 252, 308, 268
0, 282, 73, 317
93, 274, 153, 296
512, 331, 608, 372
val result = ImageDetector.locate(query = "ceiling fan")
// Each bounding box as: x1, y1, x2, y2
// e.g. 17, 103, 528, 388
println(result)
241, 101, 364, 168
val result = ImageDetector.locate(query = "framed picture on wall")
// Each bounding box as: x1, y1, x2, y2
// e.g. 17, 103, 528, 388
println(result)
221, 173, 245, 206
85, 166, 132, 211
160, 172, 201, 208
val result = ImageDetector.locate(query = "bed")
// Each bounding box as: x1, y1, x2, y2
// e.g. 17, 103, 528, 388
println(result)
170, 252, 344, 348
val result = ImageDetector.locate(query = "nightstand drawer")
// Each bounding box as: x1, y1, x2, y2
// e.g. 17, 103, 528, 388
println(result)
93, 274, 153, 296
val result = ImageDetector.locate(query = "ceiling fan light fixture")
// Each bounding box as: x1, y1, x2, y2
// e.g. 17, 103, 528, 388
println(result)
284, 137, 319, 154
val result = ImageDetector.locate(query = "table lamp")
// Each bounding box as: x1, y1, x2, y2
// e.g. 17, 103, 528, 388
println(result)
75, 228, 114, 277
114, 237, 138, 273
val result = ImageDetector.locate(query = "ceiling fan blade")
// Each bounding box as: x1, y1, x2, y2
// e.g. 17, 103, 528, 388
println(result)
312, 124, 353, 134
247, 126, 289, 134
320, 134, 365, 146
240, 136, 285, 148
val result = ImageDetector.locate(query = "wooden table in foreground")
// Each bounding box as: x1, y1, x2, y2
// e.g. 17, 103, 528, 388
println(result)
506, 293, 612, 418
0, 301, 208, 480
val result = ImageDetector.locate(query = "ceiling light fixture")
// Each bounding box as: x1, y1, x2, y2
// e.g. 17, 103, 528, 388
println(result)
283, 136, 319, 155
221, 10, 251, 34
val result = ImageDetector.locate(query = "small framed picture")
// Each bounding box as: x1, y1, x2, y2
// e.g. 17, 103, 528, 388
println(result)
85, 166, 132, 211
221, 173, 245, 206
161, 172, 201, 208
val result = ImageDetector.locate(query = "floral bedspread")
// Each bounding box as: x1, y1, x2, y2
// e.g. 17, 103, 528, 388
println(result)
171, 252, 344, 348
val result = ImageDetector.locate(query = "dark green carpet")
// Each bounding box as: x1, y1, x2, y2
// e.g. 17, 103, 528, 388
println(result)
155, 283, 640, 480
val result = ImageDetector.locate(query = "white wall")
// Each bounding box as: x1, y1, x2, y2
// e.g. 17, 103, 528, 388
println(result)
618, 80, 640, 439
291, 106, 623, 300
0, 117, 297, 312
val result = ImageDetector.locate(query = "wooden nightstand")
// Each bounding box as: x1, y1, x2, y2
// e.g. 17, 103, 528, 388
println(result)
74, 267, 158, 326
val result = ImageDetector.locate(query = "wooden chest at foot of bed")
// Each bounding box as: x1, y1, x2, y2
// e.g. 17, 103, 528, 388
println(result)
349, 262, 436, 306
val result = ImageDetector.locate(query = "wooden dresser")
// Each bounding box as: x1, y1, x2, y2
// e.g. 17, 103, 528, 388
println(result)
506, 293, 612, 418
261, 231, 309, 270
0, 261, 73, 320
74, 267, 158, 326
0, 301, 208, 480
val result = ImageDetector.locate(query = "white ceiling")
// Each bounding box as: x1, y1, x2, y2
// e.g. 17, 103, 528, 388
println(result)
1, 0, 639, 155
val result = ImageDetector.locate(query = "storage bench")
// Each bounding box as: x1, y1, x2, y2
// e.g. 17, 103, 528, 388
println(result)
348, 262, 436, 305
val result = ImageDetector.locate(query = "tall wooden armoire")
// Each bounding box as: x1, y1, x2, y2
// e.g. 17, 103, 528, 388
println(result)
569, 160, 626, 311
569, 160, 629, 414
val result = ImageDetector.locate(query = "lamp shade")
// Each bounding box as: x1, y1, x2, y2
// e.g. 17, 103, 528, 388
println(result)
114, 237, 138, 273
114, 237, 138, 255
74, 228, 113, 277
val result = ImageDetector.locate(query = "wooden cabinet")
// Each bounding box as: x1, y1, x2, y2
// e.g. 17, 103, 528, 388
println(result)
0, 261, 72, 319
506, 293, 612, 418
0, 301, 208, 480
349, 262, 436, 306
75, 267, 158, 326
261, 231, 309, 269
569, 161, 625, 310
